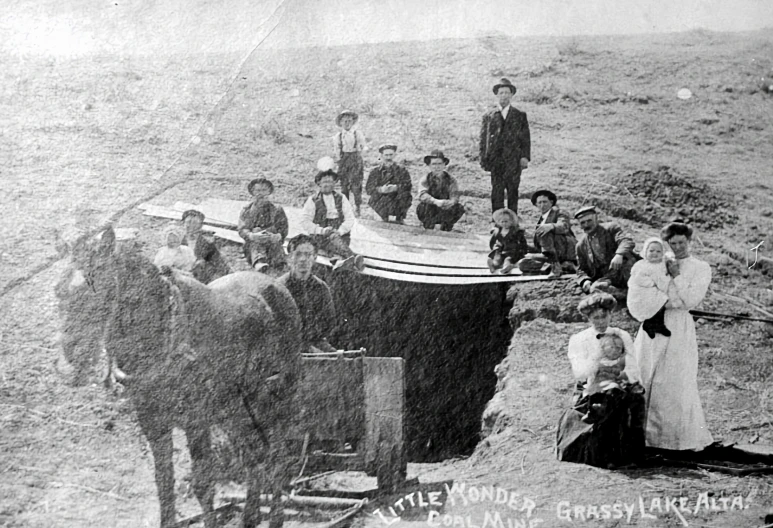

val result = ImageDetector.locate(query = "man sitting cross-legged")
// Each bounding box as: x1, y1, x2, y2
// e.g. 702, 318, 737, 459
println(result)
300, 166, 364, 272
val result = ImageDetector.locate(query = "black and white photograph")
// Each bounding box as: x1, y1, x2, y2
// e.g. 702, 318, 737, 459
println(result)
2, 1, 773, 526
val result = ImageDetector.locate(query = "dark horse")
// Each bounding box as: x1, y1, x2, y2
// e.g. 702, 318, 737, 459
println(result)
57, 227, 303, 528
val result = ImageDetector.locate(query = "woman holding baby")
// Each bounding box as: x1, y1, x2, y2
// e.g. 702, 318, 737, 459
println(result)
556, 293, 647, 468
629, 221, 713, 452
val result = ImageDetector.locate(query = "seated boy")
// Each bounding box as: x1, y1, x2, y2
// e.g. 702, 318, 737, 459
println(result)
238, 177, 289, 272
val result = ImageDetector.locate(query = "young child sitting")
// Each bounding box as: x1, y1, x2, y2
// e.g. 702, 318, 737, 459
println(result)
581, 333, 629, 423
153, 227, 196, 273
627, 237, 673, 339
488, 208, 528, 274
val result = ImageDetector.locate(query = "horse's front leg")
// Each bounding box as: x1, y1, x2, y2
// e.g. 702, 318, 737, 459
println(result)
185, 424, 216, 528
145, 424, 176, 528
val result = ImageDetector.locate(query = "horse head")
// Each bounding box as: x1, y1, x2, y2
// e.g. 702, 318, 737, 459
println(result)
58, 226, 174, 385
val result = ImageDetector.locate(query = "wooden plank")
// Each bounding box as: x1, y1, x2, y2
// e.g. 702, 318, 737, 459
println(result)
298, 356, 364, 442
363, 267, 574, 284
362, 357, 405, 489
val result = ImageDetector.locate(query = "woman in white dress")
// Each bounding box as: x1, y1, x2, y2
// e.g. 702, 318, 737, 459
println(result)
631, 222, 713, 451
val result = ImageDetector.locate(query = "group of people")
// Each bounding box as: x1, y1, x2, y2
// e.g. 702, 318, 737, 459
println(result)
557, 220, 714, 468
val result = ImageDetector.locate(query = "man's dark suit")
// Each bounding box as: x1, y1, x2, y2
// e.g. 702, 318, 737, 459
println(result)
479, 106, 531, 213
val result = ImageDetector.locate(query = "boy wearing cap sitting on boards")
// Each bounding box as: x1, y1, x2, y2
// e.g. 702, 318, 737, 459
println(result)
332, 110, 367, 217
416, 149, 466, 231
488, 208, 528, 274
301, 165, 365, 272
237, 177, 289, 273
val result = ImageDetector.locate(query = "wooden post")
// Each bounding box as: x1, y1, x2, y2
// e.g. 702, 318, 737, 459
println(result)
363, 357, 406, 492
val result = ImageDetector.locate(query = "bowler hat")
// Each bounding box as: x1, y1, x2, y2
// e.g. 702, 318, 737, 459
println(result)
314, 169, 339, 184
493, 78, 517, 95
574, 205, 598, 219
378, 144, 398, 154
423, 149, 450, 165
247, 178, 274, 195
336, 110, 359, 127
181, 209, 205, 221
531, 189, 557, 206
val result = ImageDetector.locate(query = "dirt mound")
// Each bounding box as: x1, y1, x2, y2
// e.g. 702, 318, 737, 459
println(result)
584, 166, 739, 230
480, 319, 576, 443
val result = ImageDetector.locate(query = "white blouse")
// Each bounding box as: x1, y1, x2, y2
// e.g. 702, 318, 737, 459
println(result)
567, 326, 641, 384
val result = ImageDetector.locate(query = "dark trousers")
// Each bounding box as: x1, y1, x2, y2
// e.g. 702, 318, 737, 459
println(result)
370, 192, 412, 221
243, 238, 286, 269
338, 152, 363, 207
416, 202, 465, 231
311, 218, 354, 259
490, 162, 521, 213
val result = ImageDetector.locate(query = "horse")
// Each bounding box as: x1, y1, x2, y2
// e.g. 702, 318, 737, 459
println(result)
57, 227, 304, 528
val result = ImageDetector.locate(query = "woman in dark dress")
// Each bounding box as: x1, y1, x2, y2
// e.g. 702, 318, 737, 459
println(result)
556, 293, 647, 468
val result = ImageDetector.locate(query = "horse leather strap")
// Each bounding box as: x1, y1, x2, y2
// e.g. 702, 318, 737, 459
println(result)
236, 383, 271, 449
163, 279, 196, 362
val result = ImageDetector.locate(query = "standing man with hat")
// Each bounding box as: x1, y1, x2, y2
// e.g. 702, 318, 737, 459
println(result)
479, 78, 531, 214
574, 206, 640, 294
332, 110, 367, 217
180, 209, 232, 284
517, 189, 577, 278
365, 144, 413, 224
238, 177, 289, 272
301, 167, 364, 271
416, 149, 465, 231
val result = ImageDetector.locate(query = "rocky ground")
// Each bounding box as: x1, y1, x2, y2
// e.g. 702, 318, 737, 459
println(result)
2, 26, 773, 528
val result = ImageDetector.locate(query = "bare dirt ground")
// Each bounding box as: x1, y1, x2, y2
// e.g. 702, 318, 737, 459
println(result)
2, 29, 773, 527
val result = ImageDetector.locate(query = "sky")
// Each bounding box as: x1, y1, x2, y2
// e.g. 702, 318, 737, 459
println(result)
1, 0, 772, 55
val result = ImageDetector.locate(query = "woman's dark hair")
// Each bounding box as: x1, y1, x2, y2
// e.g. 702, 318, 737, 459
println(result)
247, 178, 274, 194
577, 292, 617, 316
287, 234, 318, 254
661, 220, 693, 241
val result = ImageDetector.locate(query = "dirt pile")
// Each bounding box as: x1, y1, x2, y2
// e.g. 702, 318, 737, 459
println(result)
584, 166, 739, 230
480, 319, 576, 443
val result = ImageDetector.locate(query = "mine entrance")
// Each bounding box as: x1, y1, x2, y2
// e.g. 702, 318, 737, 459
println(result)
326, 270, 512, 462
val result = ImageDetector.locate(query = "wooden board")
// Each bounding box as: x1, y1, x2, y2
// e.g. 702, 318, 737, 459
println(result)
138, 198, 576, 284
362, 357, 406, 489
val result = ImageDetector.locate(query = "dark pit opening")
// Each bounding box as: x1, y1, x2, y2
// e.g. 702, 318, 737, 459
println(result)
322, 267, 512, 462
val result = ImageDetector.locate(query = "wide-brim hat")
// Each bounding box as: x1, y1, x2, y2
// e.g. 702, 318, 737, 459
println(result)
423, 149, 450, 165
492, 208, 519, 225
577, 292, 617, 316
493, 78, 517, 94
574, 205, 598, 219
314, 169, 339, 184
181, 209, 205, 221
336, 110, 359, 127
378, 144, 398, 154
531, 189, 557, 206
247, 178, 274, 195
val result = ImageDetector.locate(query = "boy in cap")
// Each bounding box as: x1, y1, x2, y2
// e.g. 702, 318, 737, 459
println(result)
479, 78, 531, 214
365, 144, 412, 223
332, 110, 367, 217
300, 167, 364, 271
181, 209, 232, 284
574, 206, 640, 294
237, 177, 289, 272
